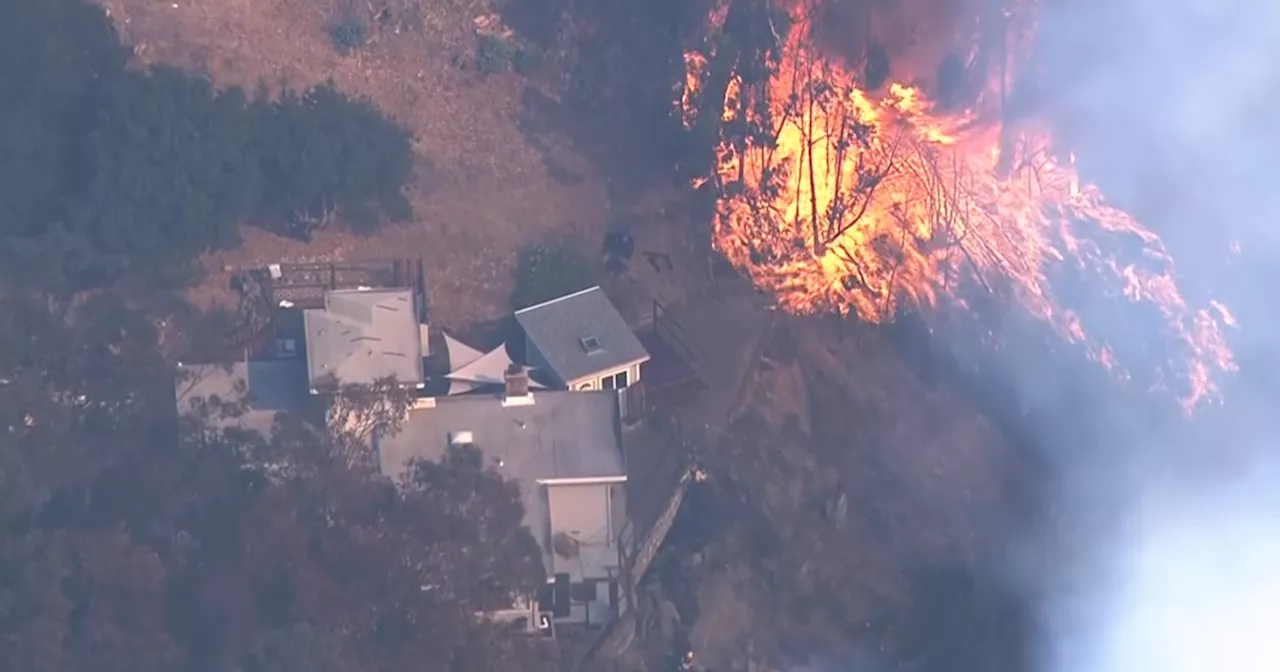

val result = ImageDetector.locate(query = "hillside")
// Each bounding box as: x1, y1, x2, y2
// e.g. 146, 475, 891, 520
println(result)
99, 0, 612, 324
612, 315, 1030, 671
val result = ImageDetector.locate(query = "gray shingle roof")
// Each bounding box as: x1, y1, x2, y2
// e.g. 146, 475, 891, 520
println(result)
514, 286, 649, 386
303, 289, 423, 389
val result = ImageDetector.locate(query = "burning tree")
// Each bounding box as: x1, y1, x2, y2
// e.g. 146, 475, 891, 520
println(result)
684, 0, 1236, 408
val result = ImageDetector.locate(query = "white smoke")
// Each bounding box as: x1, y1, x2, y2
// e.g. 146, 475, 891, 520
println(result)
1042, 460, 1280, 672
1035, 0, 1280, 670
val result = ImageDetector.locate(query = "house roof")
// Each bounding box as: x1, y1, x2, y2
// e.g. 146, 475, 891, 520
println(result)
378, 389, 625, 483
514, 286, 649, 385
174, 359, 307, 435
303, 289, 423, 389
377, 390, 626, 574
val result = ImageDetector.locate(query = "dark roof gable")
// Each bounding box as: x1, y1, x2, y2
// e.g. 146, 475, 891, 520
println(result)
514, 286, 649, 385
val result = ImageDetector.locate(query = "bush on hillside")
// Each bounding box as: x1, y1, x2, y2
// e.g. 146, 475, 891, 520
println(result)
510, 241, 597, 310
0, 0, 416, 292
329, 17, 369, 54
476, 34, 517, 74
254, 84, 415, 239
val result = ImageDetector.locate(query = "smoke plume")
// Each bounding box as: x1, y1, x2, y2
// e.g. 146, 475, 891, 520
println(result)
1035, 0, 1280, 670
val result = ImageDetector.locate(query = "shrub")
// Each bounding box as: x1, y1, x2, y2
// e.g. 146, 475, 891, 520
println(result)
475, 34, 515, 74
510, 242, 597, 310
512, 45, 543, 75
329, 18, 368, 54
252, 84, 415, 239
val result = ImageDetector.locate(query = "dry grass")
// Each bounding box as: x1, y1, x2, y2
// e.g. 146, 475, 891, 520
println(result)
680, 315, 1020, 667
99, 0, 610, 326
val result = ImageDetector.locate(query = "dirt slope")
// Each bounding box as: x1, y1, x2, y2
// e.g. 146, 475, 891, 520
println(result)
99, 0, 608, 325
631, 315, 1023, 670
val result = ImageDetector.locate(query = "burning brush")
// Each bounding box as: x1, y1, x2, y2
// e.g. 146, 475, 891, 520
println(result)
684, 0, 1236, 408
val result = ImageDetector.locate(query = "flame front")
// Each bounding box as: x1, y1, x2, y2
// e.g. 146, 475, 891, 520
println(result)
691, 0, 1235, 408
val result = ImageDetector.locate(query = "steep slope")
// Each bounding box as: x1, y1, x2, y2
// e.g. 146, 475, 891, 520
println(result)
631, 315, 1027, 671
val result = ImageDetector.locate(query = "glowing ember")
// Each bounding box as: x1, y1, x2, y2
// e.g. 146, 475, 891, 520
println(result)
688, 0, 1236, 408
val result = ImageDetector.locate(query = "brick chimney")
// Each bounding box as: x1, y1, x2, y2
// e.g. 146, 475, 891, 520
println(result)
502, 363, 533, 406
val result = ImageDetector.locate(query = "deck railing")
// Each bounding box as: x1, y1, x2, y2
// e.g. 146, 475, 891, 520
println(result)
651, 299, 706, 378
223, 304, 276, 359
617, 414, 693, 594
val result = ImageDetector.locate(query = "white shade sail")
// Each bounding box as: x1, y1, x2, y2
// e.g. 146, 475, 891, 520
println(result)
442, 331, 485, 371
443, 336, 545, 392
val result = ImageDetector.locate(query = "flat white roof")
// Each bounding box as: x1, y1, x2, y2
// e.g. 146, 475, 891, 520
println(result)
378, 390, 626, 578
304, 289, 423, 388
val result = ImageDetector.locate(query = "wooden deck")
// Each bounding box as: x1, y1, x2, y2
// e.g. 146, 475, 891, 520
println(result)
265, 258, 427, 312
631, 301, 707, 419
223, 258, 428, 360
638, 330, 695, 387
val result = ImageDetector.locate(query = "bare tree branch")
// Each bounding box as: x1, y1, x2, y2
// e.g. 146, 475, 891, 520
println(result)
317, 373, 416, 468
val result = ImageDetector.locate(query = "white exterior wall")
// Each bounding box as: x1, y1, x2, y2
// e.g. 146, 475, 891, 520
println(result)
545, 482, 622, 580
567, 361, 644, 392
540, 479, 629, 627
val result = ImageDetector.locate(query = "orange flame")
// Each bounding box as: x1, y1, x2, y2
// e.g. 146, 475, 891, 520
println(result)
690, 0, 1235, 409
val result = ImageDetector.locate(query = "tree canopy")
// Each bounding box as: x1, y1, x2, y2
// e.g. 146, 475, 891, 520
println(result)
0, 293, 551, 672
0, 0, 415, 292
510, 240, 598, 309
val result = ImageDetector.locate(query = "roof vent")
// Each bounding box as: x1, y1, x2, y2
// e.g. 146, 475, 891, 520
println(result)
449, 430, 474, 446
579, 335, 602, 354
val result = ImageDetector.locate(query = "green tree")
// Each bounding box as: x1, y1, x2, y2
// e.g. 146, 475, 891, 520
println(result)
0, 293, 555, 672
234, 623, 362, 672
0, 0, 418, 292
254, 84, 415, 239
0, 0, 126, 235
67, 68, 262, 282
402, 445, 548, 610
315, 373, 416, 468
510, 241, 597, 309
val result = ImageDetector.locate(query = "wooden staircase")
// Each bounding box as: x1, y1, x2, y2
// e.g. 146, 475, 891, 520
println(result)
575, 419, 699, 670
627, 470, 691, 586
618, 414, 699, 600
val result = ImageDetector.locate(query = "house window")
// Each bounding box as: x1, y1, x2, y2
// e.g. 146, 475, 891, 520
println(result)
601, 370, 628, 390
577, 381, 594, 391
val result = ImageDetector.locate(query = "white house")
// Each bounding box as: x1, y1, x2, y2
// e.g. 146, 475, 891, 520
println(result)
376, 368, 630, 632
514, 286, 650, 394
